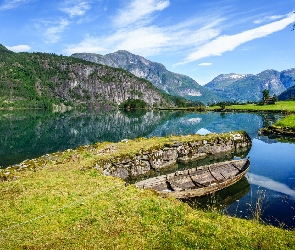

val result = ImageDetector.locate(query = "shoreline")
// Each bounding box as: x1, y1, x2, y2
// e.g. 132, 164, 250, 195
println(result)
0, 131, 251, 181
1, 131, 294, 248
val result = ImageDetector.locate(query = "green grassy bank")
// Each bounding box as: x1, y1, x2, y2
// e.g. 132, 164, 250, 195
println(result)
1, 134, 294, 249
274, 114, 295, 129
211, 101, 295, 113
259, 114, 295, 137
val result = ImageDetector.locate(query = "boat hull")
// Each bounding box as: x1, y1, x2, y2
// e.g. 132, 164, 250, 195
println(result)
135, 159, 250, 199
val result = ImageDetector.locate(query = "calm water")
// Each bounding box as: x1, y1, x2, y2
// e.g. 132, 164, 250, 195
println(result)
1, 110, 294, 228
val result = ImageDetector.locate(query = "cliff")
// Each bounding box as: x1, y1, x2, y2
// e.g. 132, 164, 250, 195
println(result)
72, 50, 222, 104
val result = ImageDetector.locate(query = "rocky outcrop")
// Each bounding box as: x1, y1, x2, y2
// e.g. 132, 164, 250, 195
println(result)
258, 125, 295, 138
94, 132, 252, 180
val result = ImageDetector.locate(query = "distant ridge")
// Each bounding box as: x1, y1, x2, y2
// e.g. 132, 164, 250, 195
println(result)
278, 85, 295, 100
205, 69, 295, 103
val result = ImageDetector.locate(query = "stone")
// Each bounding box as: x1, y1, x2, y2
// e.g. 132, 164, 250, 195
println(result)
130, 159, 151, 176
93, 132, 252, 180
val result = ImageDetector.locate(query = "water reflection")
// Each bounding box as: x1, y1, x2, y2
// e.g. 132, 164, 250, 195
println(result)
0, 110, 176, 167
247, 173, 295, 199
0, 110, 284, 167
148, 112, 284, 140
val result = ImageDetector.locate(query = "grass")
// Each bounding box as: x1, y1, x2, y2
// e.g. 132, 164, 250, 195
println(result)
210, 101, 295, 113
0, 133, 294, 249
259, 114, 295, 138
274, 114, 295, 129
1, 162, 295, 249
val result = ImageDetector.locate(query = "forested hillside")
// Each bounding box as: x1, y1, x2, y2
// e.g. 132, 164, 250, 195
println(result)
0, 45, 176, 110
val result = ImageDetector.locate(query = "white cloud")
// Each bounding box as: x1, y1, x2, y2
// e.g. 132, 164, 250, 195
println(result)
66, 27, 168, 56
253, 15, 284, 24
64, 0, 225, 56
60, 1, 91, 18
0, 0, 31, 11
41, 19, 70, 44
64, 14, 223, 56
198, 63, 212, 66
111, 27, 171, 55
175, 13, 295, 66
6, 44, 31, 52
113, 0, 170, 28
65, 36, 107, 54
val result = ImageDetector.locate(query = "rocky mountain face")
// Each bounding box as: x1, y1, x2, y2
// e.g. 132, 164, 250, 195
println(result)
0, 45, 174, 110
205, 69, 295, 103
72, 51, 222, 104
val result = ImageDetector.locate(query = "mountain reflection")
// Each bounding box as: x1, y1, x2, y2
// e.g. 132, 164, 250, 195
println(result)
148, 112, 284, 140
0, 110, 175, 167
0, 110, 284, 167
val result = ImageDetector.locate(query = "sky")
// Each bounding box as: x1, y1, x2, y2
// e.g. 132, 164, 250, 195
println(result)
0, 0, 294, 85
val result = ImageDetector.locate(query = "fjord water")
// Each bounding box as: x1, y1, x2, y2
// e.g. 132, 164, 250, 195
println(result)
1, 110, 294, 228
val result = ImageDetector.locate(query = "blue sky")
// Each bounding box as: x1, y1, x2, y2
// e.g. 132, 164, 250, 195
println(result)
1, 0, 294, 85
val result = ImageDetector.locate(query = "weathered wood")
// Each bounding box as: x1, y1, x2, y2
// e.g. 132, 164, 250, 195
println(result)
135, 158, 250, 198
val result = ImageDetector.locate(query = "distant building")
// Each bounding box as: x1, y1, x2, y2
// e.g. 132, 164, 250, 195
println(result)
266, 97, 275, 104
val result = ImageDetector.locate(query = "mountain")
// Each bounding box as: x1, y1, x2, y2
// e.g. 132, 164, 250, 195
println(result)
72, 50, 222, 104
205, 73, 252, 90
278, 85, 295, 100
205, 69, 295, 103
0, 44, 175, 110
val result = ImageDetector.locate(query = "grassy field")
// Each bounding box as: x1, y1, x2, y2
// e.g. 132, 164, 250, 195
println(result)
211, 101, 295, 113
1, 134, 295, 249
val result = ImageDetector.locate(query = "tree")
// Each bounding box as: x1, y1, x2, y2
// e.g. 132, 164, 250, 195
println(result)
119, 99, 149, 110
262, 89, 269, 103
219, 102, 226, 110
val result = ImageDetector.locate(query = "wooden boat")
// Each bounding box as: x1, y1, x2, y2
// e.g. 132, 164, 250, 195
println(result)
135, 158, 250, 199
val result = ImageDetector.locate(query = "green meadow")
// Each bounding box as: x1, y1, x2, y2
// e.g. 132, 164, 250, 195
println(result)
212, 100, 295, 113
